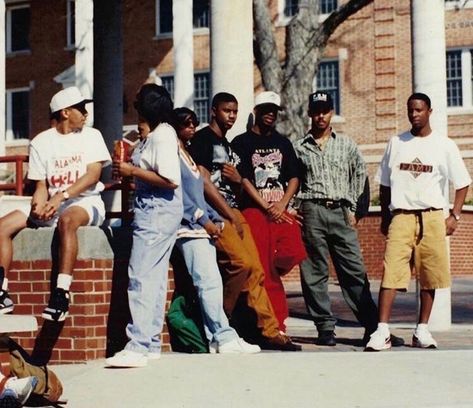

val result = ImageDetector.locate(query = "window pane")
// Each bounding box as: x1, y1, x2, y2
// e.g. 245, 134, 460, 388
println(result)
284, 0, 299, 17
446, 50, 463, 107
320, 0, 337, 14
316, 61, 340, 114
194, 73, 210, 124
10, 7, 31, 51
193, 0, 209, 28
162, 76, 175, 101
11, 91, 30, 139
68, 0, 76, 46
159, 0, 173, 33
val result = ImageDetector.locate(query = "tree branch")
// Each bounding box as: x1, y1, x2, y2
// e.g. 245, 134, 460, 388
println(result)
317, 0, 373, 47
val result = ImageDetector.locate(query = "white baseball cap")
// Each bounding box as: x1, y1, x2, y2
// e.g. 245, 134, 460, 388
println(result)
49, 86, 93, 113
254, 91, 283, 110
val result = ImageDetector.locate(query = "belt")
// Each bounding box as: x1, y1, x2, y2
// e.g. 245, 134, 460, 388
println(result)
312, 199, 344, 209
392, 208, 441, 215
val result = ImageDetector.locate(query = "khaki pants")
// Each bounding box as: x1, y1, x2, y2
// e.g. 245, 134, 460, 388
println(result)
215, 209, 280, 338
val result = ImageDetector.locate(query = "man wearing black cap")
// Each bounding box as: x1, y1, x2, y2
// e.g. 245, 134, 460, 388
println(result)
0, 86, 111, 322
293, 92, 379, 346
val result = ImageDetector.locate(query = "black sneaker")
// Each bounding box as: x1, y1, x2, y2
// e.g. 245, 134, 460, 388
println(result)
42, 288, 70, 322
316, 330, 336, 346
0, 290, 14, 314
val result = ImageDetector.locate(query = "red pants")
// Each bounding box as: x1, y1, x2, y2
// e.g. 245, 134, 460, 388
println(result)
242, 208, 307, 331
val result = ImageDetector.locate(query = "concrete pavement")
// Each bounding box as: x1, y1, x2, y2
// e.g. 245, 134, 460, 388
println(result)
38, 278, 473, 407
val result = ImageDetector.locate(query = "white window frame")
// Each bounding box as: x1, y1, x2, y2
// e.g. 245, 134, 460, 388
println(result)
277, 0, 337, 26
155, 0, 209, 38
66, 0, 76, 49
446, 48, 473, 115
312, 58, 342, 117
6, 3, 31, 54
5, 86, 31, 144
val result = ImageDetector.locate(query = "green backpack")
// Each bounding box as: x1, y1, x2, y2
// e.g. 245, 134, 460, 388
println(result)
166, 294, 209, 353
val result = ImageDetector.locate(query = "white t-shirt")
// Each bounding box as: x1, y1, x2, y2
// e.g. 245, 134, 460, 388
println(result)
376, 131, 471, 211
28, 126, 111, 197
136, 123, 181, 186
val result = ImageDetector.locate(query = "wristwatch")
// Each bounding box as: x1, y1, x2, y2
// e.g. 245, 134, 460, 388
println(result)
450, 210, 461, 221
61, 189, 70, 201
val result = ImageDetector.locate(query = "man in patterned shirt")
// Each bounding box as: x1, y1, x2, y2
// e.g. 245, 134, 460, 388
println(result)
293, 92, 379, 347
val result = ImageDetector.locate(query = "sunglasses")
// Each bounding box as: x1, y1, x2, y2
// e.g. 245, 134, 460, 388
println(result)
181, 117, 199, 128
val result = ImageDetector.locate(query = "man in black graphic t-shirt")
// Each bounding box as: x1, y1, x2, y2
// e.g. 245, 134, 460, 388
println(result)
232, 91, 307, 332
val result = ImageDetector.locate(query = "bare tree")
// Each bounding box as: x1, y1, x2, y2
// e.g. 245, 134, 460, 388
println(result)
253, 0, 373, 139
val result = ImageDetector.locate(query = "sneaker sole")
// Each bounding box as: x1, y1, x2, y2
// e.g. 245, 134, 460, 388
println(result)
412, 337, 437, 349
0, 306, 14, 314
18, 377, 38, 405
105, 359, 148, 368
41, 311, 69, 322
364, 341, 392, 352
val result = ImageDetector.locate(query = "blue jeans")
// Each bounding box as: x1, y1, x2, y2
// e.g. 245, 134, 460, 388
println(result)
175, 237, 237, 346
125, 192, 183, 355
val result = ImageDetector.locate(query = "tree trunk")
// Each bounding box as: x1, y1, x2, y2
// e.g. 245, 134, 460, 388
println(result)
253, 0, 374, 140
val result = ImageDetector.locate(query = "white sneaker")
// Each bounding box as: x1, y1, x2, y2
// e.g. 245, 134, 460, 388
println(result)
365, 327, 392, 351
218, 338, 261, 354
148, 352, 161, 360
4, 375, 38, 404
412, 330, 438, 349
105, 349, 148, 367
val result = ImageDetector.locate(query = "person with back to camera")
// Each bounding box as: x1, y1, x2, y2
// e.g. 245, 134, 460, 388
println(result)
365, 92, 471, 351
106, 84, 183, 368
0, 86, 111, 322
171, 107, 260, 354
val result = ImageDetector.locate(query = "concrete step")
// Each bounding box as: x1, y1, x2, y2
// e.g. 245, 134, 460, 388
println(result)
0, 315, 37, 334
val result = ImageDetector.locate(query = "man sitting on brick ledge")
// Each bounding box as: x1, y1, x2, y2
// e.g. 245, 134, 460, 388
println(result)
0, 86, 111, 322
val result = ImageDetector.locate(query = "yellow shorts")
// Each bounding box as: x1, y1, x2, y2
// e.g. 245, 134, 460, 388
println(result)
382, 210, 450, 290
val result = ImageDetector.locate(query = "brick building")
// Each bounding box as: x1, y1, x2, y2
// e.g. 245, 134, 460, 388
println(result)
3, 0, 473, 201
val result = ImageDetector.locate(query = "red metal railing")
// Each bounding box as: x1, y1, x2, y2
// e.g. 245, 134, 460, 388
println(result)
0, 155, 28, 195
0, 155, 133, 222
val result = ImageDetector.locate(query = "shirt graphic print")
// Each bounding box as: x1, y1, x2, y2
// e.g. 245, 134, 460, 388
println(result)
252, 148, 284, 203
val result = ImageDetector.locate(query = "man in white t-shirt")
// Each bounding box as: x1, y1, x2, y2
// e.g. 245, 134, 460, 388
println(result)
0, 86, 111, 322
366, 93, 471, 351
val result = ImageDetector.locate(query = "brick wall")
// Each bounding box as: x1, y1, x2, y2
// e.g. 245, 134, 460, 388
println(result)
7, 227, 175, 364
283, 208, 473, 283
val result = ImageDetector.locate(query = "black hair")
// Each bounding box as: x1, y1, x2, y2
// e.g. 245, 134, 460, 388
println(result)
134, 84, 175, 130
407, 92, 431, 109
174, 107, 199, 128
211, 92, 238, 109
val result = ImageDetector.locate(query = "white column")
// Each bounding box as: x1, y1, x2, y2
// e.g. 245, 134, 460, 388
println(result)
75, 0, 94, 124
411, 0, 450, 330
173, 0, 194, 109
211, 1, 253, 139
0, 0, 6, 156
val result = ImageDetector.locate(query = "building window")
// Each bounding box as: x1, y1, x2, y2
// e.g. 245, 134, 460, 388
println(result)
6, 4, 31, 53
161, 76, 175, 99
67, 0, 76, 48
446, 48, 473, 110
156, 0, 210, 35
314, 60, 340, 114
283, 0, 337, 18
446, 50, 463, 107
6, 88, 30, 141
194, 73, 210, 124
160, 73, 210, 124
